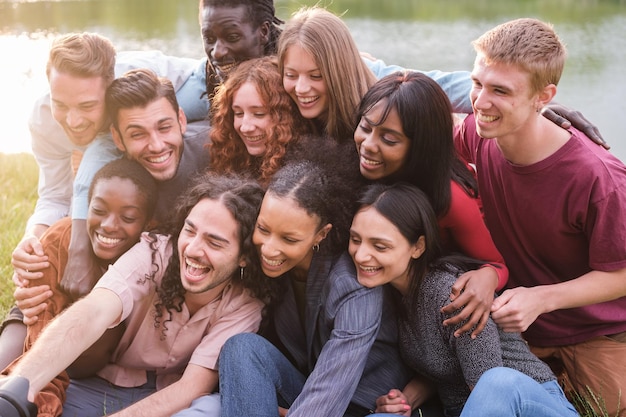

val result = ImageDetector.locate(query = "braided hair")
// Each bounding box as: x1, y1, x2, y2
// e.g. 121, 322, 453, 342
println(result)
201, 0, 283, 95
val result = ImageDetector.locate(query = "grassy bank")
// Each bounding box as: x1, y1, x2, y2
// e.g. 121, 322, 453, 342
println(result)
0, 153, 38, 318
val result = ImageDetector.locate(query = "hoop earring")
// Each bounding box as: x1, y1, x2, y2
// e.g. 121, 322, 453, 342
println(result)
240, 267, 245, 280
313, 244, 320, 252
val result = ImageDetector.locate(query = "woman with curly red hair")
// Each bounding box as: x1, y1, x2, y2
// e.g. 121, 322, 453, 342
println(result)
209, 56, 311, 187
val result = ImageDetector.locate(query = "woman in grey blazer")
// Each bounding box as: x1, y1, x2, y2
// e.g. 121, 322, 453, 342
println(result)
218, 155, 433, 417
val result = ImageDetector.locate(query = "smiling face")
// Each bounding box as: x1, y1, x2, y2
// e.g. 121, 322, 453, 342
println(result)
282, 44, 328, 121
349, 206, 424, 294
200, 5, 268, 81
111, 97, 186, 182
87, 177, 149, 262
49, 68, 109, 147
470, 53, 539, 142
354, 99, 411, 181
177, 198, 244, 295
253, 193, 330, 279
232, 81, 272, 156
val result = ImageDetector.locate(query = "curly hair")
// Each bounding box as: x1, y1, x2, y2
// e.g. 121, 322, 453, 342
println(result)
88, 158, 158, 222
153, 172, 280, 335
209, 56, 311, 187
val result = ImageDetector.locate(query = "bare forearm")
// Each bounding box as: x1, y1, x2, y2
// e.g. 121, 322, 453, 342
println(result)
12, 290, 120, 400
402, 377, 434, 409
24, 224, 49, 240
539, 267, 626, 313
111, 365, 217, 417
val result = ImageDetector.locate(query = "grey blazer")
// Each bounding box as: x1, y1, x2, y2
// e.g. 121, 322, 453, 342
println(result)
274, 252, 413, 417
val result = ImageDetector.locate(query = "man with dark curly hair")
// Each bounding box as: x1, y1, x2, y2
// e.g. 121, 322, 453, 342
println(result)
4, 172, 273, 417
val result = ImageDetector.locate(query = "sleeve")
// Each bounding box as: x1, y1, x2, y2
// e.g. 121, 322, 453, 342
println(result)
94, 234, 172, 324
288, 269, 384, 417
453, 114, 479, 166
26, 94, 77, 231
71, 135, 123, 220
362, 56, 472, 114
32, 222, 72, 417
443, 182, 509, 290
586, 169, 626, 271
175, 58, 210, 122
189, 287, 263, 370
34, 372, 69, 417
2, 220, 74, 417
435, 274, 503, 387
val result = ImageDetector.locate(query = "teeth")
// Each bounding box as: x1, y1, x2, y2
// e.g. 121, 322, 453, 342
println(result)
147, 153, 170, 164
185, 257, 207, 269
361, 155, 382, 166
244, 135, 264, 143
218, 63, 236, 74
359, 265, 380, 273
262, 255, 284, 267
97, 233, 121, 245
298, 96, 318, 104
69, 126, 88, 133
478, 114, 499, 123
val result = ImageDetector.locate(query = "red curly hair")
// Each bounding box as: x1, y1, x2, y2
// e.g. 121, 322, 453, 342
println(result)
209, 56, 311, 187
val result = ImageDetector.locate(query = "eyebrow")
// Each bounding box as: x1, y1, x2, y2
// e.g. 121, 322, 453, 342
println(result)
123, 116, 175, 133
185, 219, 231, 245
90, 196, 142, 210
363, 115, 405, 137
471, 74, 513, 93
52, 98, 99, 107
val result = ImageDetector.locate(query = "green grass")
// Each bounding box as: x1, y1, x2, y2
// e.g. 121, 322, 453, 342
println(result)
570, 384, 621, 417
0, 153, 38, 318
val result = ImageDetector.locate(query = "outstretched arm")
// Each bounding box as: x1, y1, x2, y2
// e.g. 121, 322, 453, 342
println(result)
11, 288, 122, 402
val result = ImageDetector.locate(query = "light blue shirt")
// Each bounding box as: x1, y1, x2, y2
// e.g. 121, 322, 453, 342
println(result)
363, 56, 472, 113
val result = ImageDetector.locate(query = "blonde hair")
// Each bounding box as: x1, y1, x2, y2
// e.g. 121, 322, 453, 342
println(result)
472, 18, 566, 94
46, 32, 116, 87
278, 6, 376, 142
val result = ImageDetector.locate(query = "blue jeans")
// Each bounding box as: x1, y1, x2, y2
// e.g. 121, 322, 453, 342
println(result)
221, 333, 443, 417
60, 374, 156, 417
171, 393, 221, 417
460, 367, 579, 417
371, 368, 578, 417
219, 333, 306, 417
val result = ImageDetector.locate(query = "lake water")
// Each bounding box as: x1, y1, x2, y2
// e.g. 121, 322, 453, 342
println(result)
1, 0, 625, 161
